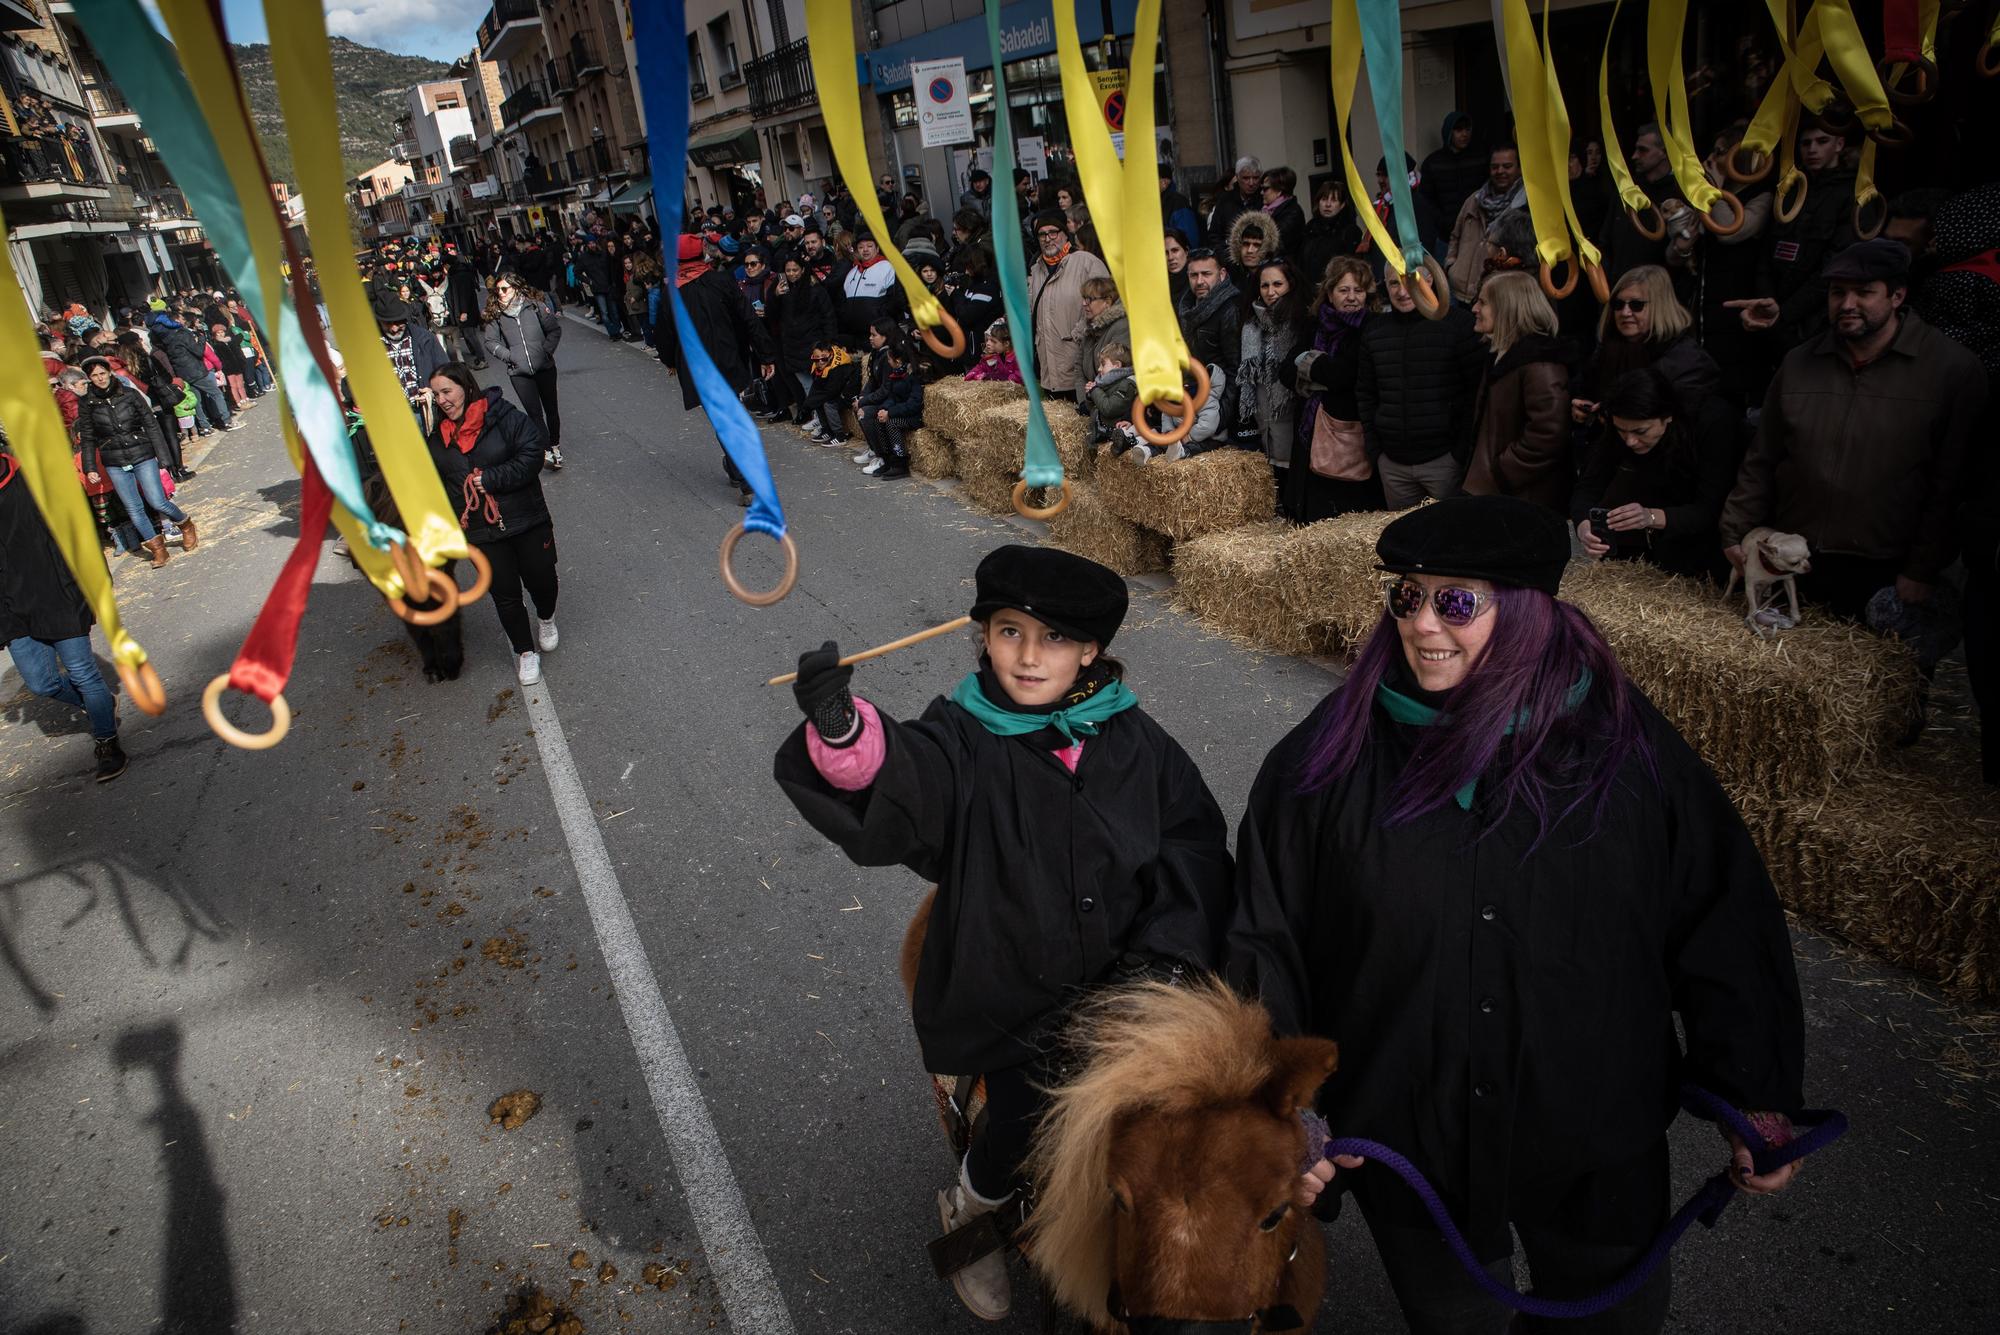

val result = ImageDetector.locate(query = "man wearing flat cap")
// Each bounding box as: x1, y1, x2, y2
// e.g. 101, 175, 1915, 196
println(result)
1720, 238, 1988, 621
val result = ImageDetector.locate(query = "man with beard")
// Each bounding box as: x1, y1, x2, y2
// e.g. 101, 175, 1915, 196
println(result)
1175, 248, 1242, 428
1025, 210, 1110, 397
1720, 239, 1987, 621
1445, 145, 1526, 304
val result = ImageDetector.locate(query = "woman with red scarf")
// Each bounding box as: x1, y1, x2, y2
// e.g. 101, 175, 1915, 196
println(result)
424, 362, 559, 686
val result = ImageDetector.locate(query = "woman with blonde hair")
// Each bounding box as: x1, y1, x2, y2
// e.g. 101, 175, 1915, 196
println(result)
1461, 270, 1572, 513
1571, 265, 1728, 432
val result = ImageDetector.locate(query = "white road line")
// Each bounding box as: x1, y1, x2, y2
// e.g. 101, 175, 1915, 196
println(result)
523, 681, 796, 1335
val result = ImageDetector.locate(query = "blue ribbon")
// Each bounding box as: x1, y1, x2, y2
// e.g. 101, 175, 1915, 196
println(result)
1358, 0, 1430, 274
631, 0, 787, 542
75, 0, 398, 552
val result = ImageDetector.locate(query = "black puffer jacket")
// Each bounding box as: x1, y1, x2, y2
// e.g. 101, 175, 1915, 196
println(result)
769, 277, 836, 376
1356, 303, 1487, 465
1177, 278, 1245, 424
78, 380, 168, 471
148, 317, 207, 381
426, 388, 549, 544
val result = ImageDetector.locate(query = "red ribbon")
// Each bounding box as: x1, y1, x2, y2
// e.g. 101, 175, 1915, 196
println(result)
1881, 0, 1922, 65
226, 457, 336, 704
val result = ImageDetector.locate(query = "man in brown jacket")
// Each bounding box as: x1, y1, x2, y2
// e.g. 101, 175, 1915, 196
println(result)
1720, 239, 1987, 620
1026, 210, 1110, 397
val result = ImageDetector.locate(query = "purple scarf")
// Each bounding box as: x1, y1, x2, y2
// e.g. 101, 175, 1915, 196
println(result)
1297, 303, 1367, 446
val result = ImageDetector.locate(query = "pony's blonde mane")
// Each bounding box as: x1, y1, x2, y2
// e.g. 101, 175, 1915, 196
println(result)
1021, 979, 1283, 1328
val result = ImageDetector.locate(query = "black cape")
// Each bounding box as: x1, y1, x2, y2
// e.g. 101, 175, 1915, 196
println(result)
1224, 678, 1805, 1258
775, 695, 1232, 1074
0, 462, 95, 643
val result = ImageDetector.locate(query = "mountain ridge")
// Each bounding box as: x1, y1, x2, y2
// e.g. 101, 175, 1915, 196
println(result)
230, 36, 455, 190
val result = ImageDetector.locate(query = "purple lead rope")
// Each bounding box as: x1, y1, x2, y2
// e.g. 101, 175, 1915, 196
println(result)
1301, 1086, 1848, 1321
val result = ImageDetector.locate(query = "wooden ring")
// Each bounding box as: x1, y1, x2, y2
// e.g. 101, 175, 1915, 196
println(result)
1774, 172, 1808, 225
1981, 41, 2000, 78
1879, 58, 1936, 105
918, 309, 967, 359
1539, 256, 1579, 300
1867, 116, 1915, 148
1724, 144, 1774, 185
387, 566, 460, 627
1130, 358, 1212, 446
1412, 255, 1451, 320
116, 660, 167, 717
1699, 188, 1746, 237
719, 524, 798, 607
1626, 202, 1666, 242
1853, 189, 1889, 240
1584, 258, 1611, 304
455, 544, 493, 605
1817, 101, 1857, 133
1011, 479, 1071, 521
202, 673, 291, 750
389, 539, 429, 596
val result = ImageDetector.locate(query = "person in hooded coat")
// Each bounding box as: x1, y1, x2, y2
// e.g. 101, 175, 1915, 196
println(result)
1419, 111, 1488, 223
445, 252, 489, 369
658, 234, 778, 505
1227, 209, 1284, 294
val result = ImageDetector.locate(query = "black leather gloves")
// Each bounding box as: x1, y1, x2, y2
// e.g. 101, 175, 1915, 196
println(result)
793, 640, 858, 745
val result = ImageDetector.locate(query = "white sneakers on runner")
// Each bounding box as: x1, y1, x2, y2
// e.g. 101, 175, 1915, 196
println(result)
536, 617, 559, 652
517, 651, 542, 686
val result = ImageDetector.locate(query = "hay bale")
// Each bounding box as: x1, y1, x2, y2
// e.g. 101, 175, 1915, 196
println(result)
1093, 447, 1275, 542
1561, 559, 1922, 799
925, 379, 1026, 440
958, 468, 1021, 517
1731, 754, 2000, 1001
1045, 482, 1171, 576
1172, 521, 1331, 657
1272, 509, 1408, 650
907, 427, 956, 480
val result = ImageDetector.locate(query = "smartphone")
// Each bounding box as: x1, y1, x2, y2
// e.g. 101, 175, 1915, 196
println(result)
1588, 508, 1613, 542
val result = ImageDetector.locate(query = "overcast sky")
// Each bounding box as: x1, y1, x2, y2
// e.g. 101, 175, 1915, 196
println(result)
209, 0, 491, 60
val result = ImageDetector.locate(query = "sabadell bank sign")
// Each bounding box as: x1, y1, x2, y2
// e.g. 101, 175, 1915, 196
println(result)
866, 0, 1135, 91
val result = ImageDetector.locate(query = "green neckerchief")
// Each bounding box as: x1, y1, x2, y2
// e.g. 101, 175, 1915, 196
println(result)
950, 670, 1138, 746
1376, 671, 1594, 810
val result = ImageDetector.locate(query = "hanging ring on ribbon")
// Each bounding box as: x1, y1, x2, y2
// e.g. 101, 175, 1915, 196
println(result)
1129, 358, 1214, 447
1774, 171, 1810, 224
1816, 100, 1858, 133
719, 524, 800, 607
389, 540, 431, 601
1011, 480, 1072, 521
456, 545, 493, 605
918, 309, 967, 361
1583, 258, 1611, 304
1625, 202, 1667, 241
1853, 186, 1889, 239
387, 566, 461, 627
1724, 145, 1775, 185
1981, 40, 2000, 78
1698, 189, 1747, 237
1539, 255, 1580, 301
1878, 57, 1937, 104
117, 660, 168, 717
1410, 254, 1451, 320
202, 674, 293, 750
1865, 116, 1914, 147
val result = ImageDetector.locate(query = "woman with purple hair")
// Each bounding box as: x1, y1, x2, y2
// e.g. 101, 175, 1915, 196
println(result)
1225, 496, 1809, 1334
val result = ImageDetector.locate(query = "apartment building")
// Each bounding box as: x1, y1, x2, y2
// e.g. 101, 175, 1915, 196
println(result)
347, 157, 416, 245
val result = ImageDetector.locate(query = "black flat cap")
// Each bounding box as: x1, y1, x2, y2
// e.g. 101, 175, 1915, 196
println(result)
370, 288, 416, 325
970, 545, 1128, 647
1376, 496, 1571, 597
1823, 237, 1910, 284
1031, 209, 1069, 236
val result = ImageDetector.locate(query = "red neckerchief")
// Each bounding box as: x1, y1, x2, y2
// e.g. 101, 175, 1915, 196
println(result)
854, 253, 887, 271
676, 259, 713, 289
1040, 240, 1073, 268
441, 394, 489, 454
0, 455, 16, 489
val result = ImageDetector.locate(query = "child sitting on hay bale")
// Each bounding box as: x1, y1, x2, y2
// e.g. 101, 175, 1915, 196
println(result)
1081, 341, 1142, 457
1128, 360, 1228, 463
962, 319, 1022, 384
774, 546, 1231, 1322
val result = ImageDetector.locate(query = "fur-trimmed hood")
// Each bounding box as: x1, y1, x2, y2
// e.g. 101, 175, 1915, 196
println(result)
1227, 209, 1281, 268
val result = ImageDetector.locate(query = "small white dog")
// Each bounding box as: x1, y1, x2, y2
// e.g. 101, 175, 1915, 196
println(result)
1724, 528, 1813, 632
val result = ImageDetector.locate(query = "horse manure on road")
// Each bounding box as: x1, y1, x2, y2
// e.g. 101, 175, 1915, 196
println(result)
486, 1286, 584, 1335
487, 1088, 541, 1130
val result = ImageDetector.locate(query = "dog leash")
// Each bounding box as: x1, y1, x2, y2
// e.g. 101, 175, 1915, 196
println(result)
460, 470, 502, 533
1306, 1084, 1847, 1320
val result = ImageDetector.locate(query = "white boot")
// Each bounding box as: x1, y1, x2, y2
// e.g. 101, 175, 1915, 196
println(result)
937, 1162, 1012, 1321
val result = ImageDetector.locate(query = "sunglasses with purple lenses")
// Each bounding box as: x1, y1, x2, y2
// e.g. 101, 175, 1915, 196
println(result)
1383, 577, 1493, 627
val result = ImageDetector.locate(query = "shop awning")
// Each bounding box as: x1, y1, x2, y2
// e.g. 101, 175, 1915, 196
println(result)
686, 127, 758, 169
607, 176, 652, 213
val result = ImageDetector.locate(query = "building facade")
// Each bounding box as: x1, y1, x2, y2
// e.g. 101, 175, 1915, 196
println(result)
347, 157, 416, 245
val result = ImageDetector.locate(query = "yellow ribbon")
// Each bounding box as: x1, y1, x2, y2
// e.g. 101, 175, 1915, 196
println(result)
0, 201, 152, 682
1053, 1, 1186, 408
152, 0, 406, 599
802, 0, 946, 334
1328, 0, 1408, 276
1536, 0, 1600, 271
1646, 0, 1727, 216
1739, 0, 1800, 162
1598, 0, 1657, 219
1498, 0, 1586, 272
1808, 0, 1895, 134
261, 0, 469, 575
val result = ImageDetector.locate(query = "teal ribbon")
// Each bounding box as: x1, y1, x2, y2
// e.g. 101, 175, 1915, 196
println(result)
950, 671, 1138, 745
984, 0, 1063, 489
1358, 0, 1430, 274
75, 0, 397, 551
1377, 671, 1594, 809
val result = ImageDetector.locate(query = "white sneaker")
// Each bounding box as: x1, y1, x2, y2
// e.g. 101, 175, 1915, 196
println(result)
862, 457, 885, 475
1124, 444, 1155, 465
535, 617, 559, 652
937, 1179, 1013, 1321
807, 425, 832, 443
851, 450, 873, 465
516, 651, 542, 685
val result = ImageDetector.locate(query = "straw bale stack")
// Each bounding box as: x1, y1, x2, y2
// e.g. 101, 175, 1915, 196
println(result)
1092, 447, 1275, 542
1044, 482, 1171, 576
1171, 522, 1331, 658
1272, 509, 1409, 650
906, 428, 957, 480
1560, 560, 1922, 799
924, 379, 1026, 440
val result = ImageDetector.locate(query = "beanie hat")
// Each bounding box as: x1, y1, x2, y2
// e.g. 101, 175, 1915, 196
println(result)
677, 234, 704, 262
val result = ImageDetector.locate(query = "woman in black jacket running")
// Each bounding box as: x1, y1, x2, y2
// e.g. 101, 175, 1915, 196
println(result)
425, 362, 558, 686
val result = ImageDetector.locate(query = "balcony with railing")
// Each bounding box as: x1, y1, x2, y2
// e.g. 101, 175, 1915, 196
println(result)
746, 38, 815, 119
477, 0, 541, 64
83, 82, 140, 129
568, 31, 606, 81
565, 139, 621, 183
145, 186, 195, 222
448, 134, 479, 168
545, 55, 573, 98
525, 161, 570, 198
498, 81, 559, 131
0, 128, 110, 197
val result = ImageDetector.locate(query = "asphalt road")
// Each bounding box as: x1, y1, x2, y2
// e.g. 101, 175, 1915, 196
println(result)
1, 319, 1995, 1335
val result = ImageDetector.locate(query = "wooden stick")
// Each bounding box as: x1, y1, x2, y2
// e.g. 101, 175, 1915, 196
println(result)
767, 616, 973, 686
